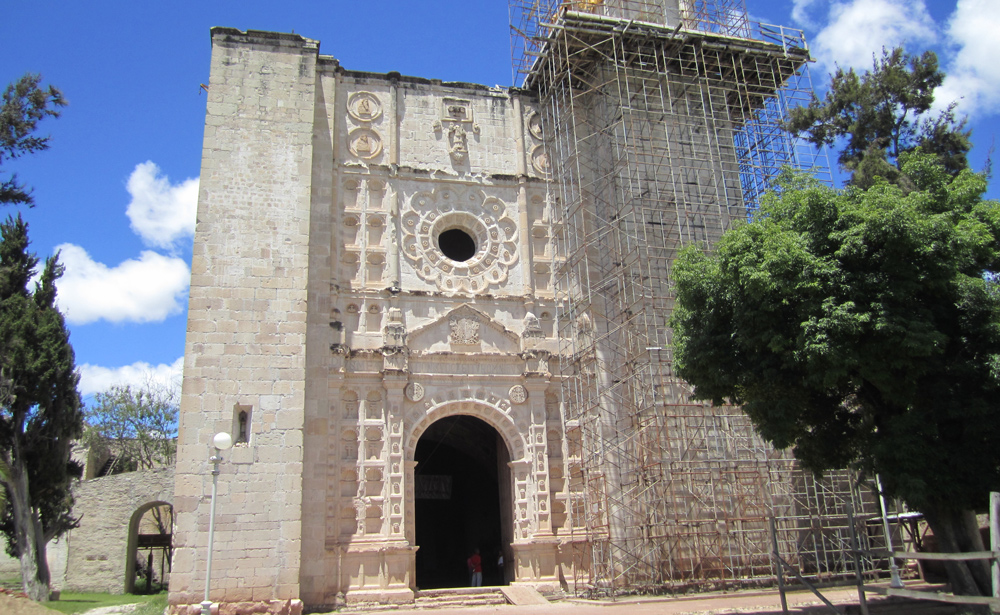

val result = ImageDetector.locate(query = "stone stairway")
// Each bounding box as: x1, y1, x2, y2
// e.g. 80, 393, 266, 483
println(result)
412, 586, 510, 609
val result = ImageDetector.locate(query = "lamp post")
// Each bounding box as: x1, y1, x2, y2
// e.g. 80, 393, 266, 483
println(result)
202, 432, 233, 615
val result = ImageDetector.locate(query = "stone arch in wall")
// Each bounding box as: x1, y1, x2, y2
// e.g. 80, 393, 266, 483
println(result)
405, 399, 525, 464
62, 467, 175, 594
124, 500, 173, 594
406, 400, 523, 589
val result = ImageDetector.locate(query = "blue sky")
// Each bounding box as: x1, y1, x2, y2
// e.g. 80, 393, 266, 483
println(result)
2, 0, 998, 403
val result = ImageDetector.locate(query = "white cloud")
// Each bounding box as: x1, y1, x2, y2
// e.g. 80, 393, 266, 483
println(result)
811, 0, 936, 75
935, 0, 1000, 117
791, 0, 823, 28
77, 357, 184, 398
126, 161, 198, 250
55, 243, 190, 325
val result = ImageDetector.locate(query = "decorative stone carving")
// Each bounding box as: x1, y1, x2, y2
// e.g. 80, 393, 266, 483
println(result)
530, 145, 551, 177
401, 187, 518, 294
348, 128, 383, 160
449, 315, 481, 345
509, 385, 527, 405
432, 97, 480, 163
404, 382, 424, 402
347, 91, 383, 122
527, 111, 545, 141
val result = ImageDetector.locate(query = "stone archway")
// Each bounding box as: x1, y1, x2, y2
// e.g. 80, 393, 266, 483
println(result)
411, 415, 512, 589
124, 500, 173, 594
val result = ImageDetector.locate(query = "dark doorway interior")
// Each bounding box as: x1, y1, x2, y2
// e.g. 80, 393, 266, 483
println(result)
414, 415, 510, 589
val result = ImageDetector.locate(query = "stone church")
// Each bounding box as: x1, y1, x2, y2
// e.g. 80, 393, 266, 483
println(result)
170, 6, 868, 613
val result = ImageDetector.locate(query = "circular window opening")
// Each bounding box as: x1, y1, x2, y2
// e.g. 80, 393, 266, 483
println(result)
438, 228, 477, 262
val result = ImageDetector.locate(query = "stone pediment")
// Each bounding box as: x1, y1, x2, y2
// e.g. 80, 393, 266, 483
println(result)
408, 304, 520, 354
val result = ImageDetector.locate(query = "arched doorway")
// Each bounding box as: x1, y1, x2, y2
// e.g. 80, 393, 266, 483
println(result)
125, 501, 173, 594
414, 415, 512, 589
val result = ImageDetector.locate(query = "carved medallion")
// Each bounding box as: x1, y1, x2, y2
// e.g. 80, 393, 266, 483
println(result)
347, 92, 383, 122
449, 315, 481, 345
405, 382, 425, 402
531, 145, 551, 177
348, 128, 383, 160
527, 111, 546, 141
509, 385, 528, 405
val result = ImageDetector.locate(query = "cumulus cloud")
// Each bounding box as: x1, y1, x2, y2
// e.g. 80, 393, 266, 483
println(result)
810, 0, 936, 74
77, 357, 184, 398
935, 0, 1000, 117
126, 161, 198, 250
54, 243, 190, 325
791, 0, 823, 28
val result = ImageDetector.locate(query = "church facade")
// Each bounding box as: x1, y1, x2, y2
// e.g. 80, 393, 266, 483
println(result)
170, 16, 868, 613
170, 27, 578, 612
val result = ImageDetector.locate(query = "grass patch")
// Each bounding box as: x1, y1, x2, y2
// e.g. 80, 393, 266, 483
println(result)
46, 592, 162, 615
130, 594, 167, 615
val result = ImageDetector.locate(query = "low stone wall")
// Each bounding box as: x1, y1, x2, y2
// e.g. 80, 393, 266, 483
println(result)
63, 466, 175, 593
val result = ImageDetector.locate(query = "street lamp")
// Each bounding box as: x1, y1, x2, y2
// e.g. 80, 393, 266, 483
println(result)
202, 432, 233, 615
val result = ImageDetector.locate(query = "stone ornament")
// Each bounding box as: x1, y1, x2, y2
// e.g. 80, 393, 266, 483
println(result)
348, 128, 383, 160
530, 145, 551, 178
449, 315, 480, 345
509, 385, 528, 405
432, 98, 480, 163
347, 91, 383, 122
401, 187, 518, 294
526, 111, 550, 142
404, 382, 424, 402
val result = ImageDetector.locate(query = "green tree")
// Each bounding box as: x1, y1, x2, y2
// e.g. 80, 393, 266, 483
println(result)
0, 215, 83, 601
786, 47, 971, 189
1, 74, 66, 206
83, 382, 179, 475
671, 154, 1000, 597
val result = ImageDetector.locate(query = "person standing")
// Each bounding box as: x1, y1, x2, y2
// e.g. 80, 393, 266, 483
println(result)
467, 548, 483, 587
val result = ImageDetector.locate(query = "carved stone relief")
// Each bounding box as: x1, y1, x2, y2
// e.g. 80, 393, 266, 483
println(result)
432, 98, 480, 163
404, 382, 424, 402
509, 385, 527, 405
347, 92, 383, 122
401, 186, 518, 294
348, 128, 383, 160
346, 91, 384, 162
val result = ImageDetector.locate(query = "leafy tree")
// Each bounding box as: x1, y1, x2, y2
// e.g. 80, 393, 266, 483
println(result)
671, 153, 1000, 597
0, 215, 83, 601
786, 47, 971, 189
83, 382, 179, 476
1, 74, 66, 206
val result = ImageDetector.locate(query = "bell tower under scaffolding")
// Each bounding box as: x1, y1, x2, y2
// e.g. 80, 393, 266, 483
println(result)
510, 0, 875, 592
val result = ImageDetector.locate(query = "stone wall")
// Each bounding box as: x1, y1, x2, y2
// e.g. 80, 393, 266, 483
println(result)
63, 467, 175, 594
171, 28, 319, 609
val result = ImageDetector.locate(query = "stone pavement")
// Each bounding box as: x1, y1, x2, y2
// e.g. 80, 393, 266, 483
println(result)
328, 585, 871, 615
330, 583, 969, 615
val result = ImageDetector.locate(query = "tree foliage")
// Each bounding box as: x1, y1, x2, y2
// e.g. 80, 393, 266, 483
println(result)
0, 215, 82, 601
671, 154, 1000, 596
0, 74, 65, 207
83, 383, 179, 475
786, 47, 971, 189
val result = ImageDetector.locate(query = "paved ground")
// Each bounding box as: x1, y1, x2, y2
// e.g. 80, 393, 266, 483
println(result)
332, 585, 890, 615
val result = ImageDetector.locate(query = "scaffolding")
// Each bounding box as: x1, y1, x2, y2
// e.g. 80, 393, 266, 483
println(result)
510, 0, 869, 592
